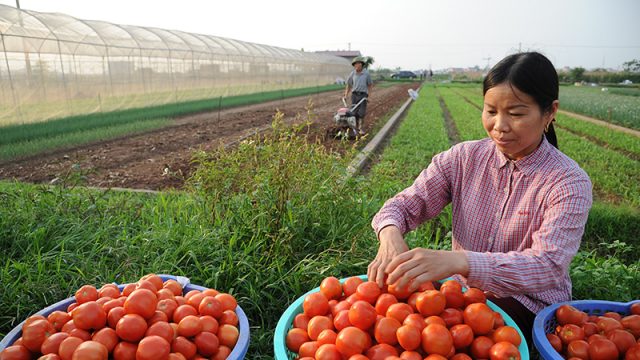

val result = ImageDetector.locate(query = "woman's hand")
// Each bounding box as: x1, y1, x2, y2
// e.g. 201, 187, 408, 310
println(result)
367, 226, 409, 287
385, 249, 469, 292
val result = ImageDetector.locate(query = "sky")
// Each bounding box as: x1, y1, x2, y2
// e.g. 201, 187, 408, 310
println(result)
0, 0, 638, 71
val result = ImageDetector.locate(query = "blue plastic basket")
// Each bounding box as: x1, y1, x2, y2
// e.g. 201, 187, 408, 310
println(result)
533, 299, 640, 360
274, 275, 529, 360
0, 274, 250, 359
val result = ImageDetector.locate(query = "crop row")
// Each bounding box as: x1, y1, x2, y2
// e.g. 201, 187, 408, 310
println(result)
559, 86, 640, 130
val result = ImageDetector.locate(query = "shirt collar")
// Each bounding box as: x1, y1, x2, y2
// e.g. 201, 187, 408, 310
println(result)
494, 136, 552, 176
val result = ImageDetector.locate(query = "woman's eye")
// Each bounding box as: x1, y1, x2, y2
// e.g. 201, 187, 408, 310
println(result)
510, 113, 523, 117
486, 110, 496, 115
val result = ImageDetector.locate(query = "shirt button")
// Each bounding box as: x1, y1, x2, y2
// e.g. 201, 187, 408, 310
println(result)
495, 212, 500, 218
503, 187, 508, 194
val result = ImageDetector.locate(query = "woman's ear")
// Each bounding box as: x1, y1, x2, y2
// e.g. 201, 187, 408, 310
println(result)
546, 100, 559, 124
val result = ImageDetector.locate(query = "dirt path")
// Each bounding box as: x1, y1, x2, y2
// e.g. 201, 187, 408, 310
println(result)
557, 110, 640, 138
0, 84, 419, 190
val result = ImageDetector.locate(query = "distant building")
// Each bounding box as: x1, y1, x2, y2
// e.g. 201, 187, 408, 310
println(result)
315, 50, 362, 62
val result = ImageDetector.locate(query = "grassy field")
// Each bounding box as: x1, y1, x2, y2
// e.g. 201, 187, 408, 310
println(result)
0, 84, 638, 358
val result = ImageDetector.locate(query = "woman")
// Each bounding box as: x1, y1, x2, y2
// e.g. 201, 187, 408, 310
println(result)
367, 52, 592, 342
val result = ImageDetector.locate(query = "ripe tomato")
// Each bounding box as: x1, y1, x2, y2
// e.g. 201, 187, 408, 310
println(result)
147, 310, 169, 325
116, 313, 148, 342
403, 313, 426, 331
463, 288, 486, 306
107, 306, 125, 329
421, 323, 453, 356
621, 314, 640, 338
198, 296, 223, 318
588, 338, 619, 360
218, 324, 239, 348
317, 329, 337, 345
386, 303, 414, 323
58, 336, 84, 360
177, 315, 202, 337
559, 324, 586, 345
136, 335, 170, 360
146, 321, 175, 343
286, 328, 310, 352
303, 292, 330, 318
162, 280, 183, 296
194, 331, 220, 357
399, 350, 423, 360
596, 316, 623, 333
631, 303, 640, 316
556, 304, 588, 326
625, 344, 640, 360
489, 341, 521, 360
567, 339, 590, 360
98, 284, 120, 299
355, 281, 382, 304
156, 288, 176, 301
374, 317, 401, 345
349, 301, 377, 330
293, 313, 311, 330
450, 353, 473, 360
492, 326, 522, 346
416, 290, 446, 317
450, 323, 474, 349
135, 279, 158, 293
121, 283, 136, 297
440, 308, 464, 327
315, 343, 342, 360
365, 343, 399, 359
22, 318, 56, 352
48, 311, 72, 331
211, 345, 231, 360
0, 345, 31, 360
333, 310, 352, 332
199, 315, 219, 334
308, 316, 333, 340
387, 282, 412, 300
72, 301, 107, 331
171, 336, 197, 360
172, 305, 198, 324
397, 324, 421, 351
424, 316, 446, 327
546, 333, 562, 353
91, 327, 118, 353
375, 293, 398, 316
71, 340, 108, 360
214, 293, 237, 312
124, 289, 157, 320
342, 277, 364, 297
463, 303, 495, 335
112, 341, 138, 360
606, 328, 636, 354
219, 310, 239, 326
441, 286, 465, 309
157, 299, 178, 322
320, 277, 343, 300
140, 274, 164, 291
74, 285, 98, 304
471, 336, 495, 359
335, 326, 370, 357
298, 341, 320, 358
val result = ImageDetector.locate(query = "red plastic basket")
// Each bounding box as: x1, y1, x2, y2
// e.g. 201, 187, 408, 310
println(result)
532, 299, 640, 360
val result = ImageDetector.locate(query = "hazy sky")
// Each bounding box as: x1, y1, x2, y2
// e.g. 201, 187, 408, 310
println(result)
1, 0, 638, 71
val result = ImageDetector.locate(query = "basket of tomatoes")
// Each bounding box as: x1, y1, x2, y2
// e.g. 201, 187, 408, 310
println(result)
0, 273, 250, 360
532, 299, 640, 360
274, 275, 529, 360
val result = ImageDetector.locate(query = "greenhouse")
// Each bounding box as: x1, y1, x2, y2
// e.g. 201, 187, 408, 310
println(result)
0, 4, 351, 125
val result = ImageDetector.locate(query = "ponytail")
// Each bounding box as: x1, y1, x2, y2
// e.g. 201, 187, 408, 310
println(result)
545, 122, 558, 149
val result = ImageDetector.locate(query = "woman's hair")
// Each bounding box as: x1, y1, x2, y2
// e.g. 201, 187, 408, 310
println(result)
483, 52, 559, 148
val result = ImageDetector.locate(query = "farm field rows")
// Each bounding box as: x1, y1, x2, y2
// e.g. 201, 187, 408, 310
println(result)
0, 83, 638, 358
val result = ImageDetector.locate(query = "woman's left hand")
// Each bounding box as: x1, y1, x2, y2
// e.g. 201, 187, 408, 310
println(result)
385, 248, 469, 292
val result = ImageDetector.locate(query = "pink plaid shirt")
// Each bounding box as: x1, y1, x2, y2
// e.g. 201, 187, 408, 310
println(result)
372, 137, 592, 313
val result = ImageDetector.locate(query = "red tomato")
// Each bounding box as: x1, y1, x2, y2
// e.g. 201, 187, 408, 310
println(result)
397, 324, 421, 351
41, 333, 70, 356
177, 315, 202, 337
374, 317, 401, 345
136, 336, 170, 360
121, 283, 136, 297
403, 313, 426, 331
375, 293, 398, 316
625, 344, 640, 360
320, 277, 343, 300
588, 338, 619, 360
308, 316, 333, 340
140, 274, 163, 291
556, 304, 588, 326
441, 286, 465, 310
124, 289, 157, 320
492, 326, 522, 346
348, 301, 377, 330
107, 306, 125, 329
74, 285, 98, 304
355, 281, 382, 304
317, 329, 337, 345
198, 296, 223, 318
366, 343, 399, 360
440, 308, 464, 327
22, 318, 56, 352
621, 315, 640, 338
112, 341, 138, 360
211, 345, 231, 360
48, 311, 72, 331
146, 321, 175, 343
333, 310, 352, 332
194, 331, 220, 357
219, 310, 239, 326
91, 327, 118, 353
335, 326, 369, 357
199, 315, 219, 334
387, 282, 412, 300
171, 336, 197, 360
471, 336, 495, 359
450, 323, 474, 349
416, 290, 446, 317
98, 284, 120, 299
162, 280, 182, 296
559, 324, 586, 345
450, 353, 473, 360
116, 314, 148, 342
463, 302, 494, 335
606, 328, 636, 354
596, 316, 623, 333
172, 305, 198, 324
156, 299, 178, 322
214, 293, 237, 312
489, 341, 521, 360
298, 341, 320, 358
0, 345, 31, 360
294, 313, 311, 330
342, 277, 364, 297
399, 350, 423, 360
217, 324, 239, 348
386, 303, 414, 323
631, 303, 640, 316
421, 323, 453, 356
567, 339, 590, 360
58, 336, 83, 360
463, 288, 486, 306
303, 292, 330, 318
315, 343, 342, 360
70, 341, 108, 360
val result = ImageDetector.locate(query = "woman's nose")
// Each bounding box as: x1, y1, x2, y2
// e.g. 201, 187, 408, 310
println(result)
493, 113, 510, 132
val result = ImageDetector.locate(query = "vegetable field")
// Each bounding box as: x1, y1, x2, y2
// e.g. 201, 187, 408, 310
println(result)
1, 83, 638, 358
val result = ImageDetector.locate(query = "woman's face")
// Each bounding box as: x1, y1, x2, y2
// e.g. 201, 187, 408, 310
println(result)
482, 83, 558, 160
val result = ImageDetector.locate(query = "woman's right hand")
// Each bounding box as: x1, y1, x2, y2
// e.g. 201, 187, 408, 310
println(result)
367, 225, 409, 287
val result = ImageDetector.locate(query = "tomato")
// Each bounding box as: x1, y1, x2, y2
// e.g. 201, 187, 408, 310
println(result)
556, 304, 588, 326
423, 355, 448, 360
22, 318, 56, 352
116, 314, 148, 342
308, 316, 333, 340
298, 341, 320, 358
67, 328, 91, 341
121, 283, 136, 297
303, 292, 330, 318
403, 313, 426, 331
450, 353, 473, 360
171, 336, 197, 360
177, 315, 202, 337
156, 289, 176, 301
416, 290, 446, 317
199, 315, 219, 334
374, 317, 401, 345
606, 328, 636, 354
333, 310, 352, 332
317, 329, 337, 345
71, 341, 108, 360
463, 288, 486, 306
588, 338, 619, 360
471, 336, 495, 359
365, 343, 399, 360
107, 306, 126, 329
596, 316, 623, 333
441, 286, 465, 309
559, 324, 586, 345
315, 343, 342, 360
0, 345, 31, 360
494, 311, 505, 328
214, 293, 237, 312
349, 301, 377, 330
211, 345, 231, 360
332, 301, 351, 316
156, 299, 178, 322
146, 321, 175, 343
219, 309, 239, 326
162, 280, 182, 296
194, 331, 220, 357
197, 296, 223, 318
567, 339, 590, 360
424, 316, 446, 327
102, 298, 125, 315
335, 326, 369, 357
348, 355, 370, 360
355, 281, 382, 304
450, 323, 474, 349
294, 313, 311, 330
172, 305, 198, 324
387, 282, 412, 300
375, 293, 398, 316
140, 274, 164, 291
489, 341, 521, 360
631, 303, 640, 316
441, 308, 464, 327
124, 289, 157, 320
603, 312, 622, 321
625, 344, 640, 360
91, 327, 118, 353
399, 350, 423, 360
217, 324, 239, 348
48, 311, 72, 331
320, 277, 343, 300
147, 310, 169, 325
386, 303, 414, 323
112, 341, 138, 360
135, 280, 158, 293
421, 323, 453, 356
343, 277, 364, 297
396, 324, 421, 351
74, 285, 98, 304
136, 336, 170, 360
583, 322, 598, 337
492, 326, 521, 346
185, 293, 205, 310
98, 284, 120, 299
58, 336, 84, 360
621, 315, 640, 338
463, 302, 495, 335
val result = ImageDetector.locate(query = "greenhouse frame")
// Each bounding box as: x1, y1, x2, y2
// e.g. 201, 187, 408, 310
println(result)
0, 4, 352, 125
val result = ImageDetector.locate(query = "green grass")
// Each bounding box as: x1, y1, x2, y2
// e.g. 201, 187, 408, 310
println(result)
559, 86, 640, 130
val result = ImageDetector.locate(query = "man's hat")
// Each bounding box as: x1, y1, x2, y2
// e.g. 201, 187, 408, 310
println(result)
351, 56, 365, 66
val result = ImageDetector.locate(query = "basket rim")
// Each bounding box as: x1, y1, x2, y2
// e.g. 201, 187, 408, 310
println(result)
274, 275, 529, 360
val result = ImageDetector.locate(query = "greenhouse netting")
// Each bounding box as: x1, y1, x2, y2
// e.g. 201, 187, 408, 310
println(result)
0, 4, 352, 126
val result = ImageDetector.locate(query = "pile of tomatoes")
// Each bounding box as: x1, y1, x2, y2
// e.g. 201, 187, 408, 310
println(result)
544, 302, 640, 360
0, 274, 240, 360
285, 276, 523, 360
